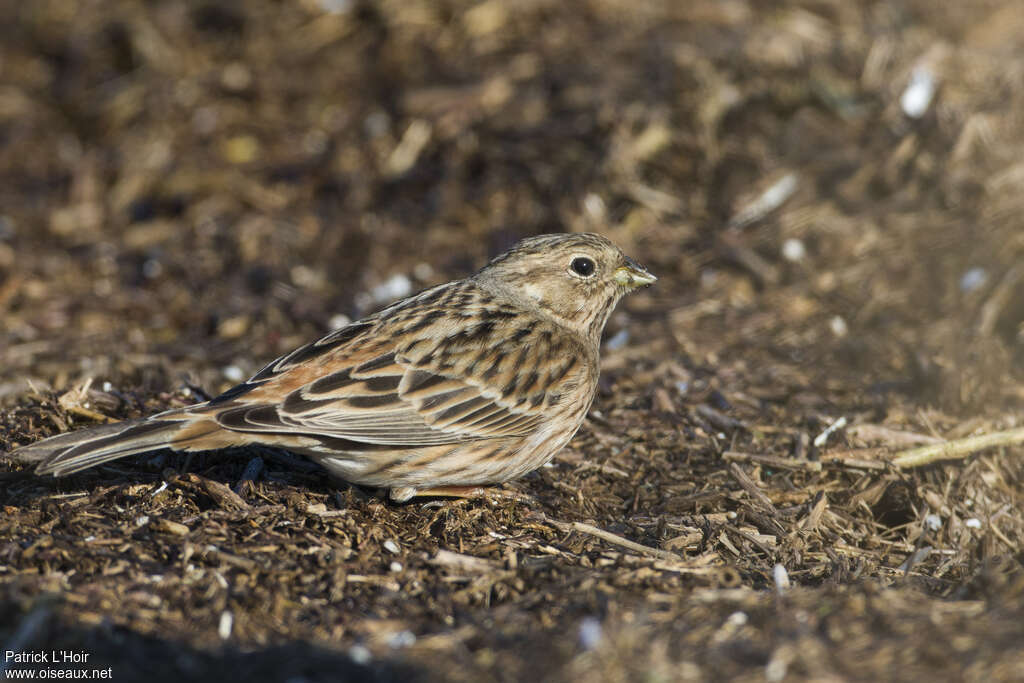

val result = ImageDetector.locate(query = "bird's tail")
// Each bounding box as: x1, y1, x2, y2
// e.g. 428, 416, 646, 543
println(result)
6, 409, 224, 476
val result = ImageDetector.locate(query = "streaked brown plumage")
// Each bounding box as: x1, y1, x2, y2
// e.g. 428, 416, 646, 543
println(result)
8, 233, 655, 502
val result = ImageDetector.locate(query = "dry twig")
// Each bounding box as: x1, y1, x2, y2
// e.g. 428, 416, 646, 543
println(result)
727, 462, 778, 514
891, 427, 1024, 468
537, 513, 681, 562
723, 451, 822, 472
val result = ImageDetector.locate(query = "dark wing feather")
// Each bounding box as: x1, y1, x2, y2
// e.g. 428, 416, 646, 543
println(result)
207, 321, 376, 405
202, 281, 588, 447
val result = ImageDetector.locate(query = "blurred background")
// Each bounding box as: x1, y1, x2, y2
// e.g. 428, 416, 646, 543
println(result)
2, 0, 1024, 680
0, 0, 1022, 406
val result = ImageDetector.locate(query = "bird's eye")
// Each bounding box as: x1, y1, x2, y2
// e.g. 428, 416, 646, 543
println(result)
570, 256, 596, 277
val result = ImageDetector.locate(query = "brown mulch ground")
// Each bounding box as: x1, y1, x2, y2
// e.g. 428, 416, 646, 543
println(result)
2, 1, 1024, 681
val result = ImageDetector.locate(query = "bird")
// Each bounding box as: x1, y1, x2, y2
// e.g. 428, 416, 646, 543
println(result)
7, 233, 656, 502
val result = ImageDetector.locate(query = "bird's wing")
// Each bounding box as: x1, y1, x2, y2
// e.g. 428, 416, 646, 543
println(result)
201, 283, 588, 446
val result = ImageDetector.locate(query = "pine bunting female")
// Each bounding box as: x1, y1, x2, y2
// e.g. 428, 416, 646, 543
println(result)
10, 233, 655, 502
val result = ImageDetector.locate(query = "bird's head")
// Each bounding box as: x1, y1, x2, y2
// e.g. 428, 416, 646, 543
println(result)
475, 233, 656, 341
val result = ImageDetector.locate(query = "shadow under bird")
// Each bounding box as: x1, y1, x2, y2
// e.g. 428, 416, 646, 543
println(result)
8, 233, 656, 502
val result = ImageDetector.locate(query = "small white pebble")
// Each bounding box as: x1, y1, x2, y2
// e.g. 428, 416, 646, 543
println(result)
773, 564, 790, 592
135, 515, 150, 528
900, 66, 936, 119
965, 518, 982, 529
181, 387, 192, 397
959, 267, 987, 293
389, 561, 403, 573
578, 617, 603, 650
604, 329, 630, 351
102, 381, 114, 392
383, 539, 400, 554
726, 611, 748, 627
388, 630, 416, 648
371, 274, 413, 304
348, 645, 371, 665
781, 238, 806, 263
829, 315, 848, 338
223, 365, 245, 382
925, 514, 942, 531
218, 611, 233, 640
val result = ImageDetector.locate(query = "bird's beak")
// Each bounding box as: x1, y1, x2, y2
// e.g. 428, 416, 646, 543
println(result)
614, 258, 657, 289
